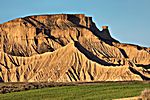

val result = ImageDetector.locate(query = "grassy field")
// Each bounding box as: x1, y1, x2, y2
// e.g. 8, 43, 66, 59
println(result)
0, 82, 149, 100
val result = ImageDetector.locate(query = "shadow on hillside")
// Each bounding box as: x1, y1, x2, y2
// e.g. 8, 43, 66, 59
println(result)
129, 67, 150, 80
74, 41, 120, 66
0, 77, 3, 82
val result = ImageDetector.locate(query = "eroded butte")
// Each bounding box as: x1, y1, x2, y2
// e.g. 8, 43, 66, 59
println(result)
0, 14, 150, 82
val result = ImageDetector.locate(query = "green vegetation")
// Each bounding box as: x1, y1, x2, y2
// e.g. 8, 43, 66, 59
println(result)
0, 82, 150, 100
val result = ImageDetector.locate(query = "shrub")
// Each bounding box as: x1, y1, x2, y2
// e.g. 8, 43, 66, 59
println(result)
141, 89, 150, 100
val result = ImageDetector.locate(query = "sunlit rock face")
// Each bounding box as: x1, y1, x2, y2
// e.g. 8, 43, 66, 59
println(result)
0, 14, 150, 82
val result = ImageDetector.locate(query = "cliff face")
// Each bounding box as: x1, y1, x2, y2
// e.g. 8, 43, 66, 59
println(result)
0, 14, 150, 82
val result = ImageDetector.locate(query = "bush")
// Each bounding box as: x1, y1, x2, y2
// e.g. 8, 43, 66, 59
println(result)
141, 89, 150, 100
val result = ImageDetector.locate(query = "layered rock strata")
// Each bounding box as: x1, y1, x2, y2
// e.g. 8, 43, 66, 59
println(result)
0, 14, 150, 82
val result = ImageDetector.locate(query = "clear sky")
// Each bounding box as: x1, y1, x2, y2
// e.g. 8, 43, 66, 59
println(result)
0, 0, 150, 47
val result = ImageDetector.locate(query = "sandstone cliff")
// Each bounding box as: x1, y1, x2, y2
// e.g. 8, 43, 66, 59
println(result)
0, 14, 150, 82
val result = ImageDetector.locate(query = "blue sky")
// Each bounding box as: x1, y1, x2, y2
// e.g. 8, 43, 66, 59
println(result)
0, 0, 150, 47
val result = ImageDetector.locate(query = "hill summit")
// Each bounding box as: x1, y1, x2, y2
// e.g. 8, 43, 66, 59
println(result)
0, 14, 150, 82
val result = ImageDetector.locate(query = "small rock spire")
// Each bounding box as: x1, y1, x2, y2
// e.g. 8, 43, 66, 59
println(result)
102, 26, 108, 30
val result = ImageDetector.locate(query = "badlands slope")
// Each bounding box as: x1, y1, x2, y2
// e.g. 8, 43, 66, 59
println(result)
0, 14, 150, 82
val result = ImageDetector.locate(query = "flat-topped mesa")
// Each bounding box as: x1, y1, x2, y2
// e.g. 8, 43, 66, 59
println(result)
0, 14, 93, 29
28, 14, 86, 20
23, 14, 93, 28
0, 14, 121, 57
0, 14, 98, 56
24, 14, 118, 43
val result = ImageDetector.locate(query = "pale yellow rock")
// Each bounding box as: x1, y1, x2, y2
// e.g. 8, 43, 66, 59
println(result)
0, 14, 149, 82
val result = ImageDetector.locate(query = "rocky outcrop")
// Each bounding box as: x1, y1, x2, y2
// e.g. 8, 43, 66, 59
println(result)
0, 14, 150, 82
